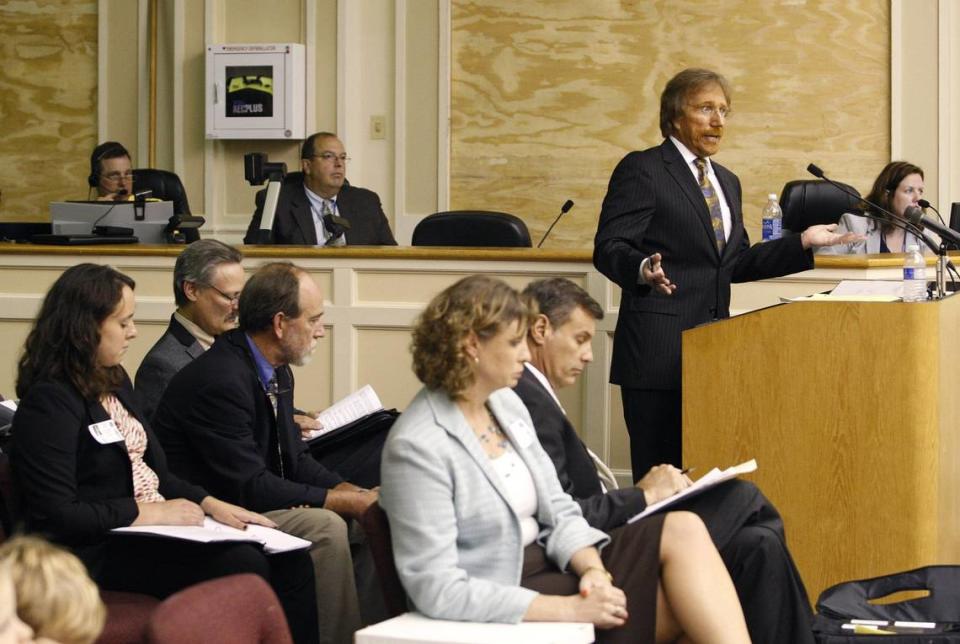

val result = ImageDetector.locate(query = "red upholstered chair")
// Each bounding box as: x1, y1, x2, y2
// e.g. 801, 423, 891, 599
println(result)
96, 591, 161, 644
145, 574, 292, 644
359, 501, 409, 617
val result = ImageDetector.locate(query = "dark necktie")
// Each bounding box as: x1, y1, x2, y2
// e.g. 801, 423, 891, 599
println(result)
694, 157, 726, 252
322, 200, 346, 247
266, 374, 285, 479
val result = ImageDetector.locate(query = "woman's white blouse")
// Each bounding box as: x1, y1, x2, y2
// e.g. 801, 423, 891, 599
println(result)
490, 445, 539, 546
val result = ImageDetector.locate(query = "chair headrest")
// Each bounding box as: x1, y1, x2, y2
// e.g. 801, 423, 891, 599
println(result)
412, 211, 531, 247
780, 179, 861, 232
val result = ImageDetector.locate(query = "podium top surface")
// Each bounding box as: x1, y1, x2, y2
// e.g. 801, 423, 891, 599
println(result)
815, 252, 959, 269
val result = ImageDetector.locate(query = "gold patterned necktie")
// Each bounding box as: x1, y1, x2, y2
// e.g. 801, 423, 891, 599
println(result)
694, 157, 726, 252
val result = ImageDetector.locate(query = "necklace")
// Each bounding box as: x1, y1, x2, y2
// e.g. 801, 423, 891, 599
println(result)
477, 406, 509, 449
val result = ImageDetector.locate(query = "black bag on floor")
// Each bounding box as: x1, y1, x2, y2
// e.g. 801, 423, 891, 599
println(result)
814, 565, 960, 642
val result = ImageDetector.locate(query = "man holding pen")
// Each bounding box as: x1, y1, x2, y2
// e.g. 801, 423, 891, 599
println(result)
515, 277, 816, 644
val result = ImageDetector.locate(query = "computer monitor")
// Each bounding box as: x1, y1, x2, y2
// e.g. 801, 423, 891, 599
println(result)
949, 203, 960, 238
49, 201, 174, 244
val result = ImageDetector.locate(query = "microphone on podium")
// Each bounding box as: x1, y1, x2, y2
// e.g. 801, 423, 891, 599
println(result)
903, 205, 960, 248
537, 199, 575, 249
917, 199, 948, 226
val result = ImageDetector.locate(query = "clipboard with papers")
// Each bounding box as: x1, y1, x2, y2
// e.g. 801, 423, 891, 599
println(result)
627, 459, 758, 524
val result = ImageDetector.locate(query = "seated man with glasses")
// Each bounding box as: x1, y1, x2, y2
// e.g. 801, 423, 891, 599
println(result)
244, 131, 398, 246
88, 141, 134, 201
135, 239, 246, 420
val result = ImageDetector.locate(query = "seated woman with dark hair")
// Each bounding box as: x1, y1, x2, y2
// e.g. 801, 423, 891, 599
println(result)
818, 161, 932, 254
11, 263, 317, 643
380, 274, 750, 643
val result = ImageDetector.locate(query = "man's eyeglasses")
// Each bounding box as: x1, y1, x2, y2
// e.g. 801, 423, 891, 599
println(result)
103, 171, 134, 183
204, 283, 241, 304
690, 104, 732, 119
310, 152, 350, 164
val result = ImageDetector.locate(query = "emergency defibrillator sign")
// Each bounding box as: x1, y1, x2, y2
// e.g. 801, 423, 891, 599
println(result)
206, 43, 305, 139
225, 66, 274, 118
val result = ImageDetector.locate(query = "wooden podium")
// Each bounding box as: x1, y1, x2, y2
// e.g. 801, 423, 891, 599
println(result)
682, 295, 960, 602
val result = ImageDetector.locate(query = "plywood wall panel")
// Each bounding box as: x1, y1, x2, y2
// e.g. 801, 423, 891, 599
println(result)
0, 1, 97, 219
450, 0, 890, 248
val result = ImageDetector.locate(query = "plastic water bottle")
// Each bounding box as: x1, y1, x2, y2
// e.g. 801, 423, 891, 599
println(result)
761, 194, 782, 242
902, 244, 927, 302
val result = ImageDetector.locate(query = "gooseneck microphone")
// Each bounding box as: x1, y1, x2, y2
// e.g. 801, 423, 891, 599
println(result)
917, 199, 947, 226
806, 164, 939, 255
903, 205, 960, 248
537, 199, 575, 248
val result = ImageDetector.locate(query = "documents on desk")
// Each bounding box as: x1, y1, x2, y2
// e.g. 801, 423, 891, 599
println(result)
302, 384, 384, 441
628, 459, 758, 524
781, 280, 903, 302
354, 612, 595, 644
112, 517, 311, 553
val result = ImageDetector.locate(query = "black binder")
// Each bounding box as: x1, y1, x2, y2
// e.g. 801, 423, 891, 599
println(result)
307, 409, 398, 489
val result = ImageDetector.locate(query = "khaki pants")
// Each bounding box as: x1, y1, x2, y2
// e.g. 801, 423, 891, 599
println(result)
265, 507, 361, 644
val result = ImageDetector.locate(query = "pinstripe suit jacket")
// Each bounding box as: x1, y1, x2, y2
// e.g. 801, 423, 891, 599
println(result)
594, 139, 813, 389
379, 386, 609, 624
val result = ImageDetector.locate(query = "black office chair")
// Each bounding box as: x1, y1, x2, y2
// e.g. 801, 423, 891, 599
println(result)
133, 168, 192, 215
133, 168, 200, 241
412, 211, 531, 247
780, 179, 861, 233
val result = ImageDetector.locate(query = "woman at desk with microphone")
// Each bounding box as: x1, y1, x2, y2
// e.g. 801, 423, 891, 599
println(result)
818, 161, 932, 254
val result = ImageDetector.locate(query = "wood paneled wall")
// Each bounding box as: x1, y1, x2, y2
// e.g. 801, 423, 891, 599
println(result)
0, 1, 97, 219
449, 0, 890, 248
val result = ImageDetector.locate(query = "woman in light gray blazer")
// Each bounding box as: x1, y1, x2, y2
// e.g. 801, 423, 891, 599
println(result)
817, 161, 932, 255
380, 275, 749, 643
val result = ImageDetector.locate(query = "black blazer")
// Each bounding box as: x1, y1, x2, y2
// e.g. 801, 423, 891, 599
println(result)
152, 329, 343, 513
244, 175, 397, 246
514, 367, 793, 552
594, 140, 812, 389
513, 367, 646, 531
11, 374, 206, 567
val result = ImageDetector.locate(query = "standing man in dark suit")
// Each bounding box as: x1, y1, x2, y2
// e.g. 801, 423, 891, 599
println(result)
244, 132, 397, 246
152, 262, 378, 644
516, 277, 815, 644
594, 68, 858, 479
135, 239, 244, 420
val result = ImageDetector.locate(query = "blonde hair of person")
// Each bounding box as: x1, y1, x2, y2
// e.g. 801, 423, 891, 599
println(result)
0, 536, 106, 644
411, 274, 535, 398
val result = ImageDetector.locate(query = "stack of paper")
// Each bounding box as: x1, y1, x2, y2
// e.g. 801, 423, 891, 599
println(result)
112, 517, 311, 554
303, 384, 384, 441
355, 612, 595, 644
628, 459, 758, 523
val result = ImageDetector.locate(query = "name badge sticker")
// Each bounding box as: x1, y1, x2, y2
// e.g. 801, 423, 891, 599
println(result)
88, 420, 124, 445
508, 419, 535, 449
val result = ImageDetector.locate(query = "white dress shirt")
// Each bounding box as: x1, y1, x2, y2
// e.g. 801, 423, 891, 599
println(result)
669, 135, 732, 241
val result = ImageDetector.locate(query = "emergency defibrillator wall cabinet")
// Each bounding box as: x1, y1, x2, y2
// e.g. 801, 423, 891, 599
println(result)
205, 43, 306, 139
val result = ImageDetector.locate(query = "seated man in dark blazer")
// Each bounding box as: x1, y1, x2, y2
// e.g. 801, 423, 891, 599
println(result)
516, 277, 815, 644
244, 132, 397, 246
135, 239, 245, 420
153, 262, 381, 643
